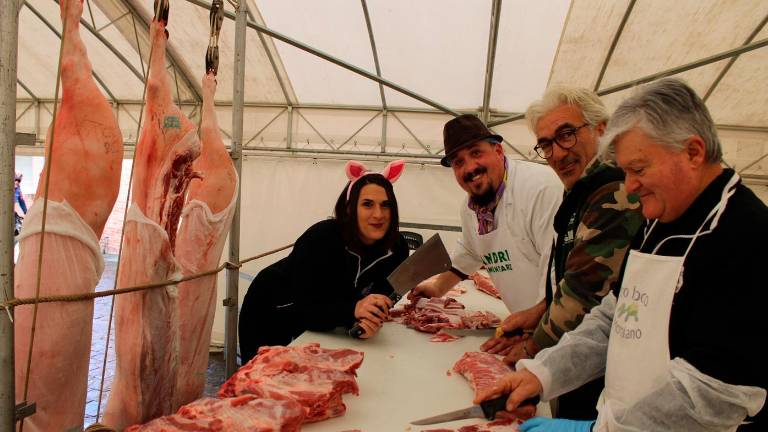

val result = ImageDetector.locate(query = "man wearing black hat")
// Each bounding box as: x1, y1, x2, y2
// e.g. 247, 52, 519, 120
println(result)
412, 114, 562, 346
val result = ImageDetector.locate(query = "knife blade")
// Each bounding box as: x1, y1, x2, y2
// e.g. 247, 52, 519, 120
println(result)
387, 233, 452, 301
349, 234, 451, 338
410, 394, 540, 425
441, 327, 532, 338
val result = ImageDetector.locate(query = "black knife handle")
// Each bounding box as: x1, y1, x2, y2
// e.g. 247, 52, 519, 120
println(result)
349, 291, 401, 339
480, 394, 540, 420
348, 324, 365, 338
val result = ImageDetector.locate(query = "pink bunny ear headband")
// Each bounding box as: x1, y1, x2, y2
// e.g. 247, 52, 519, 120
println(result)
345, 159, 405, 200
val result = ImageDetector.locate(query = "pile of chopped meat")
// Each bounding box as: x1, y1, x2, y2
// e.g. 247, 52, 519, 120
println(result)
470, 272, 502, 299
452, 352, 512, 400
219, 343, 365, 422
126, 344, 364, 430
391, 297, 500, 336
125, 395, 305, 432
421, 417, 520, 432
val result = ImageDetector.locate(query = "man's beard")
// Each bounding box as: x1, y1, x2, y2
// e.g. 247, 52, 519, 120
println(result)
465, 166, 496, 207
471, 186, 496, 207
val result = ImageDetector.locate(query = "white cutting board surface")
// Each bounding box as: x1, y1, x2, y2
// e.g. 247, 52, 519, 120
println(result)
296, 282, 550, 432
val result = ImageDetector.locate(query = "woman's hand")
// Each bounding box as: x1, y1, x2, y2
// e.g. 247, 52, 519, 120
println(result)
356, 317, 382, 339
355, 294, 393, 324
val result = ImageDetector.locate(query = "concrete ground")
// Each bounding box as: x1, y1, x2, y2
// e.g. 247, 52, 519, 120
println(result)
84, 255, 227, 426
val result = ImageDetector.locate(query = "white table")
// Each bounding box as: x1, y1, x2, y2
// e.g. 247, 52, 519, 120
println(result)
295, 283, 549, 432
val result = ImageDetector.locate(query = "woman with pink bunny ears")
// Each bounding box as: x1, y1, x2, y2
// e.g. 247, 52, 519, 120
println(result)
239, 160, 409, 363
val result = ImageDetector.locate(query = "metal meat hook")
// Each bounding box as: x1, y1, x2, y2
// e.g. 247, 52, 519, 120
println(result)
206, 0, 224, 75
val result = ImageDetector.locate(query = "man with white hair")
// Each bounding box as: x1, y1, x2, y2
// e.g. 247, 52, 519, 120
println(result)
476, 78, 766, 431
483, 86, 643, 420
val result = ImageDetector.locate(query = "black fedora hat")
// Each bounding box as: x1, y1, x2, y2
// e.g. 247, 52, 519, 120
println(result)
441, 114, 503, 167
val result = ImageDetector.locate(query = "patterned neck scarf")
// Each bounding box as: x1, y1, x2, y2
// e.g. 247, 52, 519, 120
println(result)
468, 157, 508, 235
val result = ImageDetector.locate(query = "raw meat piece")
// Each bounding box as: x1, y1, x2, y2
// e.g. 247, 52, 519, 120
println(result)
431, 331, 460, 343
175, 73, 238, 407
422, 418, 519, 432
391, 297, 500, 335
453, 352, 512, 400
462, 311, 502, 330
125, 395, 305, 432
470, 272, 501, 299
14, 0, 122, 430
240, 343, 365, 375
219, 344, 364, 422
104, 10, 201, 430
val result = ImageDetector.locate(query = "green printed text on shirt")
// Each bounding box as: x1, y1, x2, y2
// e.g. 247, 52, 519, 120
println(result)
482, 249, 513, 273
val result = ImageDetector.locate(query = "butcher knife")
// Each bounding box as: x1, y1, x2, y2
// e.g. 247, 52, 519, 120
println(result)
349, 234, 452, 338
441, 326, 532, 339
410, 394, 540, 425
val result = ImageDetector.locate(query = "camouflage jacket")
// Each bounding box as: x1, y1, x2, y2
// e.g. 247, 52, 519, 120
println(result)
532, 162, 643, 349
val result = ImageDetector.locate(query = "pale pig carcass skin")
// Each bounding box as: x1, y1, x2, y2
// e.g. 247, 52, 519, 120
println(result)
174, 73, 237, 407
14, 0, 123, 430
103, 11, 201, 430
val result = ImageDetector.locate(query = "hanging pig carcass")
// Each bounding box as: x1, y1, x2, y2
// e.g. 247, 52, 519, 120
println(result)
14, 0, 123, 430
104, 3, 237, 428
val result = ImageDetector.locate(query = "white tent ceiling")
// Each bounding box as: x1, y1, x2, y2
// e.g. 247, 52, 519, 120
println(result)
12, 0, 768, 180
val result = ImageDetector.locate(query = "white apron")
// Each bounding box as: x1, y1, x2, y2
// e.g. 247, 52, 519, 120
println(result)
475, 203, 544, 313
602, 173, 739, 419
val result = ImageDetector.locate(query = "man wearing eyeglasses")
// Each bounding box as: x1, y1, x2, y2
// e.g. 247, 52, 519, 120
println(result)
411, 114, 562, 335
490, 87, 643, 421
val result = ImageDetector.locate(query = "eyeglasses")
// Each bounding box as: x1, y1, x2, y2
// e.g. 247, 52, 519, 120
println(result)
533, 124, 589, 159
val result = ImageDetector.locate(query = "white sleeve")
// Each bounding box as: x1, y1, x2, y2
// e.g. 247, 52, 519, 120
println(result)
594, 358, 766, 432
517, 293, 615, 401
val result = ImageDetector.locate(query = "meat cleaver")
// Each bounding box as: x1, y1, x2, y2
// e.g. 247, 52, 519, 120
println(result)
349, 234, 452, 338
410, 394, 540, 425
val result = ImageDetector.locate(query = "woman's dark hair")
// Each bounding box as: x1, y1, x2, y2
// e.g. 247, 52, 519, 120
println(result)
334, 173, 400, 252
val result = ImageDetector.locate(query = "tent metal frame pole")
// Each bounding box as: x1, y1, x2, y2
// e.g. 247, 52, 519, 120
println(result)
14, 98, 473, 115
225, 0, 248, 378
15, 102, 34, 123
0, 0, 20, 428
489, 37, 768, 127
244, 0, 294, 105
23, 1, 118, 102
295, 109, 335, 150
335, 110, 382, 151
481, 0, 502, 123
16, 79, 36, 101
595, 37, 768, 96
244, 107, 287, 146
380, 110, 387, 153
286, 106, 293, 149
390, 112, 432, 154
703, 13, 768, 102
182, 0, 461, 117
242, 146, 443, 161
593, 0, 636, 92
95, 10, 131, 33
360, 0, 387, 110
717, 124, 768, 133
